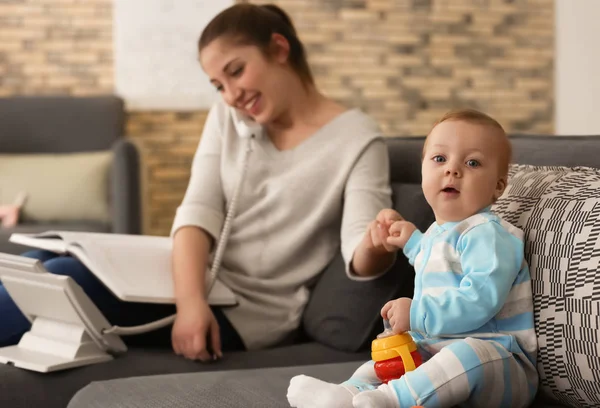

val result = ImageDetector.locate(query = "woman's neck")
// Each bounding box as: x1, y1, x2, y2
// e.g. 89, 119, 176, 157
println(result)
263, 74, 347, 150
267, 74, 343, 134
271, 89, 320, 128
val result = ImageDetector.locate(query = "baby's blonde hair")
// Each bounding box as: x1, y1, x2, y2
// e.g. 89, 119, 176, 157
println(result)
424, 108, 512, 176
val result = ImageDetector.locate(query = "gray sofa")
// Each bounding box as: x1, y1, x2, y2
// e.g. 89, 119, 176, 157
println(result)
2, 134, 599, 408
0, 96, 141, 254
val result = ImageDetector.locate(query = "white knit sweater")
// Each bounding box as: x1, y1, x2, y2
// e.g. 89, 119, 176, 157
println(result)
171, 100, 392, 349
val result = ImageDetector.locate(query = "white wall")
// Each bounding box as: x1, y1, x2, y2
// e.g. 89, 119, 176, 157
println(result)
113, 0, 233, 111
555, 0, 600, 135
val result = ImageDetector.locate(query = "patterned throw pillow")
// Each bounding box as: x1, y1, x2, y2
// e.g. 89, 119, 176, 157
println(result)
492, 164, 600, 408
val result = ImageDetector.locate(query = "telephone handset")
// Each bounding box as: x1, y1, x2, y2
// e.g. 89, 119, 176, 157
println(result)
230, 107, 262, 139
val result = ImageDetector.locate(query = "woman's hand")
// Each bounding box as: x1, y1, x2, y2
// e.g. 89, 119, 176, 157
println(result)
352, 209, 404, 277
380, 297, 412, 334
172, 298, 221, 362
363, 209, 404, 254
386, 220, 418, 249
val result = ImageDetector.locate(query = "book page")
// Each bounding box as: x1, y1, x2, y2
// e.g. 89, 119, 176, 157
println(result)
9, 232, 68, 254
71, 234, 236, 305
8, 231, 236, 305
75, 234, 173, 302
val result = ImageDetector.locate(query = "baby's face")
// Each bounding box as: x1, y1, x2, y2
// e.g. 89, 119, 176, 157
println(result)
421, 120, 508, 224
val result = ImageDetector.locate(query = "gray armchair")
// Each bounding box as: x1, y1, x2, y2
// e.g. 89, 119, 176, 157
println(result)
0, 95, 141, 254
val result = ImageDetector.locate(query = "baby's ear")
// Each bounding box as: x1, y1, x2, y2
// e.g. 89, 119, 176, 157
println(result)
494, 177, 507, 201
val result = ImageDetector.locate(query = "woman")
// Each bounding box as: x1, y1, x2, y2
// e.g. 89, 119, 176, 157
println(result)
0, 4, 397, 361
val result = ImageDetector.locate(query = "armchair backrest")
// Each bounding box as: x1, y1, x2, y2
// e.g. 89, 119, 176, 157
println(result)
0, 96, 125, 153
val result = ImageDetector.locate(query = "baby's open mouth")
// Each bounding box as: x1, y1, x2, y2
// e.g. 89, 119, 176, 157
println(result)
442, 187, 459, 193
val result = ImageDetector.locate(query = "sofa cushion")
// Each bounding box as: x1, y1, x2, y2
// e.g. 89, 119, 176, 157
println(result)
0, 96, 124, 154
0, 151, 112, 224
492, 164, 600, 408
302, 183, 433, 352
67, 361, 368, 408
0, 343, 368, 408
67, 361, 569, 408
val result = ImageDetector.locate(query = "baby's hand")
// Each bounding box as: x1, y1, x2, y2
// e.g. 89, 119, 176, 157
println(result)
386, 220, 417, 249
381, 297, 412, 334
362, 209, 403, 255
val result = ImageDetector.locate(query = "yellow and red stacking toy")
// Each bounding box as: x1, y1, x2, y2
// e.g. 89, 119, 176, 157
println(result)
371, 319, 422, 384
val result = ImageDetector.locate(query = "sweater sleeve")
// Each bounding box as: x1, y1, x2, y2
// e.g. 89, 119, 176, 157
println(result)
342, 138, 393, 281
170, 101, 226, 241
410, 221, 523, 336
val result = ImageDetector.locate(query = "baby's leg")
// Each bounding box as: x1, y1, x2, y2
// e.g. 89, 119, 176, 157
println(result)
353, 337, 537, 408
287, 360, 381, 408
343, 360, 383, 391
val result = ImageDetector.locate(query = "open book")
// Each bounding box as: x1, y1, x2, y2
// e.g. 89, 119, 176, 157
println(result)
8, 231, 237, 306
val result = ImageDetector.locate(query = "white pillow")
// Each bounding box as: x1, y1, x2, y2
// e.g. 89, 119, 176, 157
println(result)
0, 151, 112, 224
492, 164, 600, 408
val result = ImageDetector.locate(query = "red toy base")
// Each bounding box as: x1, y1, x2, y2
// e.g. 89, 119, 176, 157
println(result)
374, 351, 423, 384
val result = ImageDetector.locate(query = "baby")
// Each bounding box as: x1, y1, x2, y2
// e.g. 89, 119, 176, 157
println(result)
287, 109, 538, 408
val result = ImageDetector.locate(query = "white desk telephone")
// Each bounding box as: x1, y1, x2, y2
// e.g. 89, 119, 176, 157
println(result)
0, 254, 126, 372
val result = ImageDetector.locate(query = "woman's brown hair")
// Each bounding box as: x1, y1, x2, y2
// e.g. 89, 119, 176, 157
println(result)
199, 3, 314, 86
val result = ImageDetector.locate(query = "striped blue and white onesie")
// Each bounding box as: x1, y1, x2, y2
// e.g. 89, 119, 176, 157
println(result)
344, 210, 539, 408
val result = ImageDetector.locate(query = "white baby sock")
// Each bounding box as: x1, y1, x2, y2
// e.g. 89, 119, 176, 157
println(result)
352, 383, 400, 408
287, 374, 357, 408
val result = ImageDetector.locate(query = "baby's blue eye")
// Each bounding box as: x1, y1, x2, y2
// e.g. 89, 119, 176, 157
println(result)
433, 156, 445, 163
466, 159, 480, 167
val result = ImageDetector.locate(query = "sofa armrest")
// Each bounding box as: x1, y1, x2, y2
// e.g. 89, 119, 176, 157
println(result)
111, 139, 142, 234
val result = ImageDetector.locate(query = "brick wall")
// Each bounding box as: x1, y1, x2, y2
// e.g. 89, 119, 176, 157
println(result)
0, 0, 554, 236
0, 0, 112, 95
287, 0, 554, 135
126, 111, 208, 235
